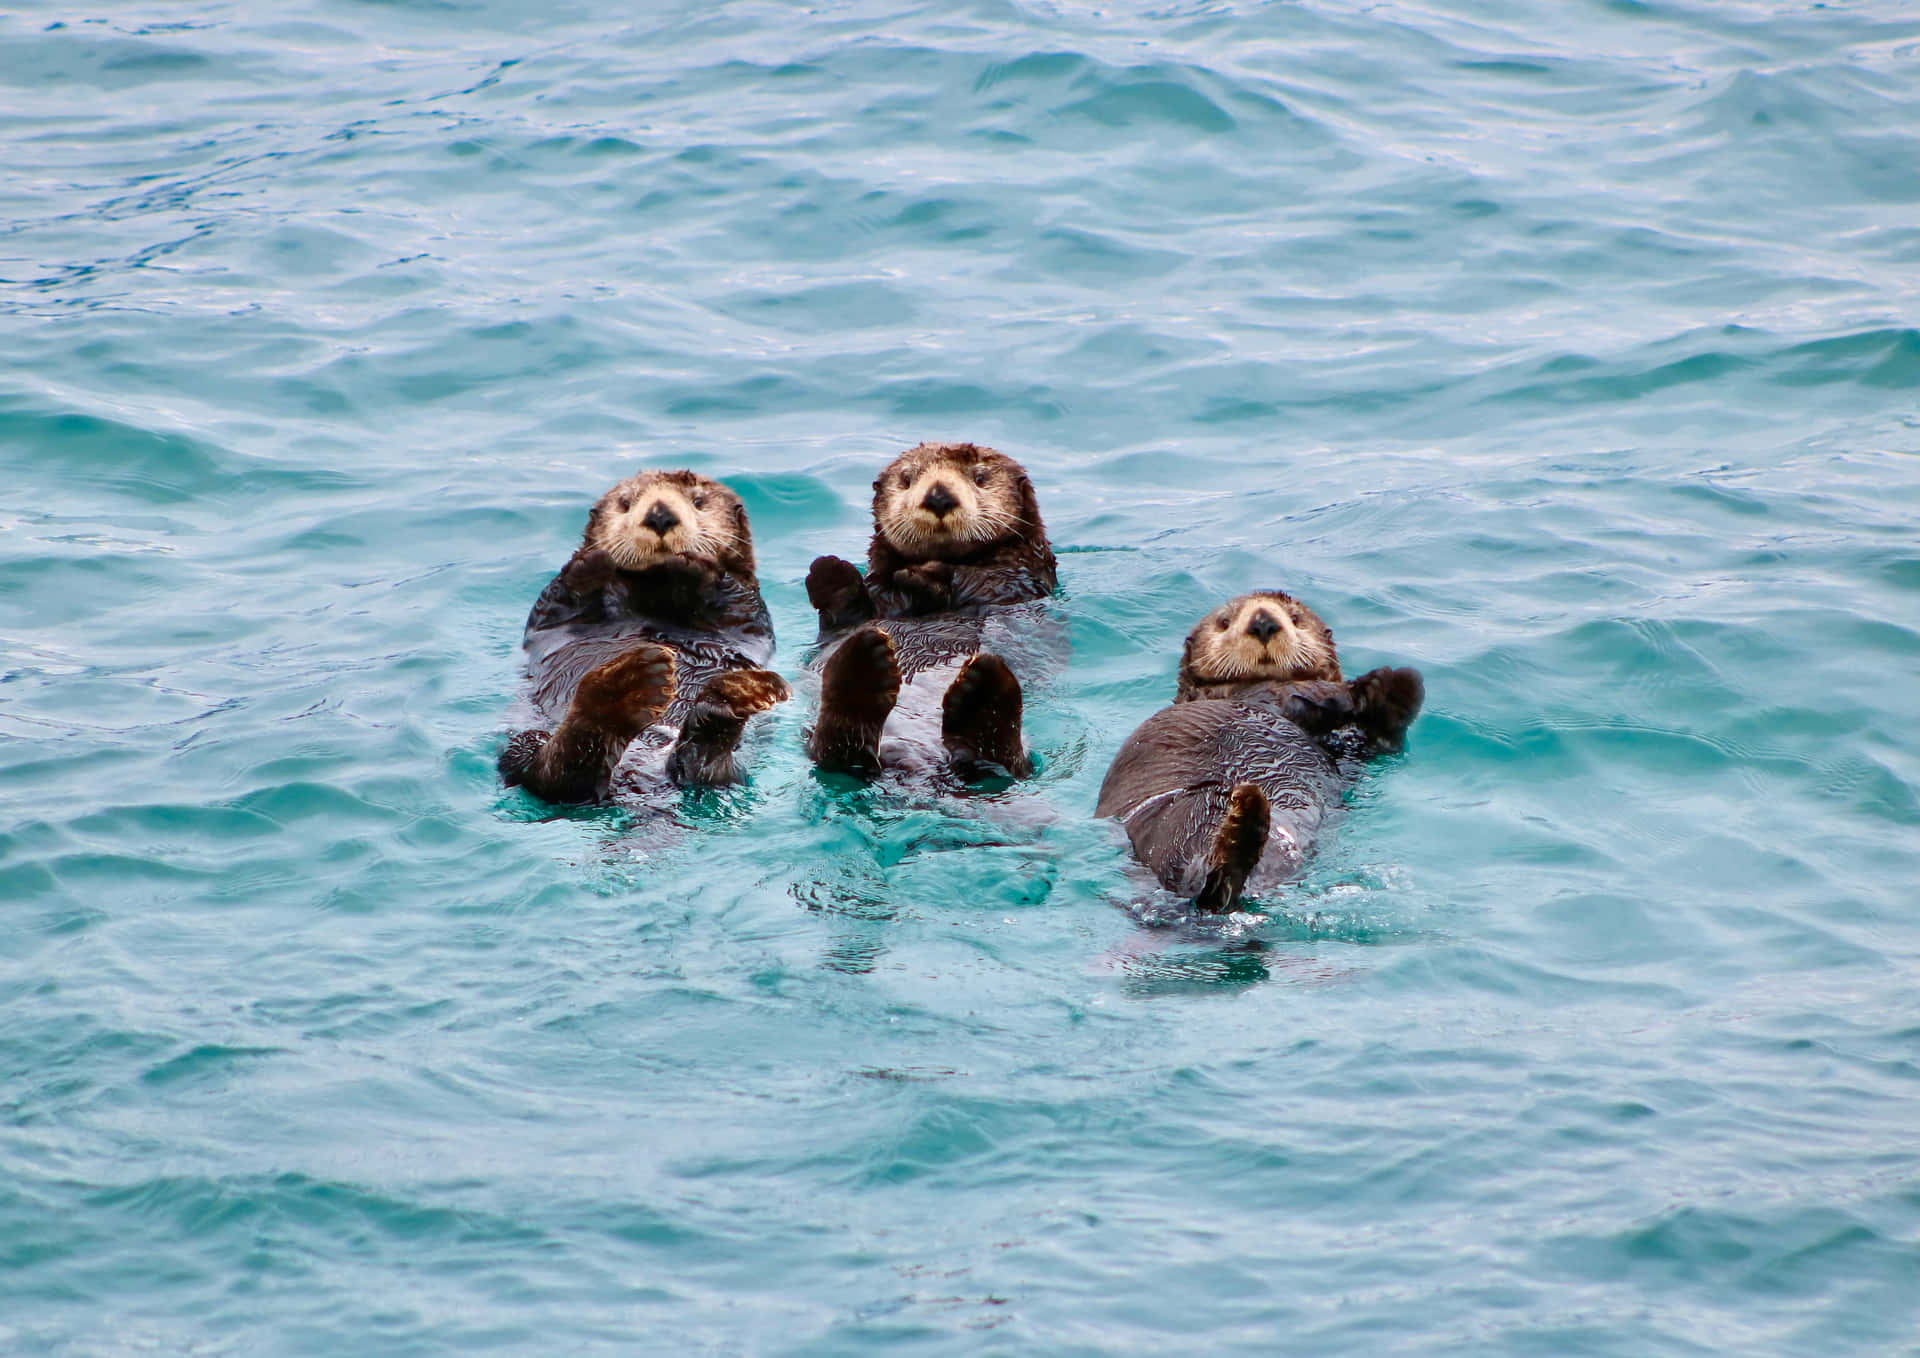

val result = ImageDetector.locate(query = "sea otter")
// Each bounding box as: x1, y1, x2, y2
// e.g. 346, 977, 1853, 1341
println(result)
801, 442, 1059, 780
1095, 590, 1423, 912
499, 469, 789, 804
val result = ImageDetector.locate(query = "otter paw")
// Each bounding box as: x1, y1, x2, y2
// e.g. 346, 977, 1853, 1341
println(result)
806, 625, 900, 776
942, 652, 1032, 779
1349, 666, 1425, 746
1278, 679, 1356, 734
667, 669, 791, 788
1197, 782, 1270, 913
699, 667, 792, 716
806, 555, 873, 629
560, 547, 617, 594
570, 643, 677, 741
497, 728, 551, 788
894, 561, 954, 609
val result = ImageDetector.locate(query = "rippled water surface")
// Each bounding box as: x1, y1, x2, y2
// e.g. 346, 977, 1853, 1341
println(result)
5, 1, 1920, 1352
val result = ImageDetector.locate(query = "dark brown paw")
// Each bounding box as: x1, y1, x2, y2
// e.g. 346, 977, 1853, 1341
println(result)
942, 652, 1031, 779
894, 561, 954, 610
1277, 679, 1357, 734
806, 555, 873, 630
497, 728, 550, 788
806, 625, 900, 775
560, 547, 617, 594
1196, 782, 1270, 913
570, 643, 677, 741
1349, 666, 1424, 746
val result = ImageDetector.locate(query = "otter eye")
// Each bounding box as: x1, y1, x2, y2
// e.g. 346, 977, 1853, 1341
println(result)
616, 495, 632, 512
897, 471, 911, 490
971, 466, 988, 486
1215, 618, 1229, 631
692, 493, 708, 509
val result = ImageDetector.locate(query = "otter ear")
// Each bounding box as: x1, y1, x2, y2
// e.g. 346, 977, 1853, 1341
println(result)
722, 496, 756, 577
1012, 467, 1042, 527
581, 495, 609, 550
1176, 629, 1200, 694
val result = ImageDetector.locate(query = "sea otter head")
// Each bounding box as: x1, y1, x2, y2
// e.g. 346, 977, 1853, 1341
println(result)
581, 469, 755, 578
1177, 590, 1341, 700
871, 442, 1044, 563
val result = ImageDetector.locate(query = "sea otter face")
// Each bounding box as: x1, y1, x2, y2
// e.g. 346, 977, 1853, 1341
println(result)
583, 469, 753, 575
1181, 591, 1341, 690
872, 442, 1037, 561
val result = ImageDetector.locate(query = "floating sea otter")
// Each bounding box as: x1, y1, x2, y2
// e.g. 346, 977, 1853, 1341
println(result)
1096, 590, 1423, 911
801, 441, 1059, 781
499, 469, 789, 804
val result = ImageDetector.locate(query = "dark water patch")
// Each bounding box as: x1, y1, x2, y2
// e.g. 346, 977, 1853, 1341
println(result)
973, 51, 1089, 94
710, 279, 918, 333
0, 31, 215, 90
141, 1043, 284, 1089
1028, 226, 1186, 280
1456, 60, 1554, 78
1058, 76, 1236, 134
1489, 349, 1754, 407
67, 801, 281, 846
1779, 328, 1920, 389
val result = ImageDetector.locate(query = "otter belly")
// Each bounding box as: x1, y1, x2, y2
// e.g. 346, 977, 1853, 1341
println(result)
810, 599, 1066, 779
1098, 699, 1344, 901
524, 621, 765, 728
873, 656, 965, 776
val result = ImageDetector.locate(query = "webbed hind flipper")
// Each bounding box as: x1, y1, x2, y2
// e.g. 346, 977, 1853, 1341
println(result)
667, 668, 792, 787
806, 625, 900, 776
941, 652, 1033, 779
499, 644, 676, 804
1195, 782, 1270, 913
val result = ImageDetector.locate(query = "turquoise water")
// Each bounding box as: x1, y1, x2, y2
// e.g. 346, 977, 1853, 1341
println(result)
4, 0, 1920, 1351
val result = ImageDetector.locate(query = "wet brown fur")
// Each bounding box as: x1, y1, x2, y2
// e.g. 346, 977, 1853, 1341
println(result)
582, 468, 755, 584
1098, 591, 1425, 911
1176, 591, 1342, 703
503, 470, 784, 804
805, 443, 1056, 780
865, 442, 1056, 615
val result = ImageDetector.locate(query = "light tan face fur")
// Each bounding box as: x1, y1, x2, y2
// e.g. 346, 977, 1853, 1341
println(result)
584, 471, 748, 572
1184, 592, 1340, 687
874, 443, 1028, 560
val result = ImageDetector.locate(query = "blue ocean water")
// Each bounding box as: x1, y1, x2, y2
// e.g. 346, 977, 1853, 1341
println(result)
4, 0, 1920, 1351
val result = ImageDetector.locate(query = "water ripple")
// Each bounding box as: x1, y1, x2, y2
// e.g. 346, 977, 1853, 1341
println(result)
4, 1, 1920, 1353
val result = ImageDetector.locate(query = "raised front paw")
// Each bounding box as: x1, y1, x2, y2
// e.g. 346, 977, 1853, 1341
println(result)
560, 547, 617, 594
806, 555, 872, 627
1349, 666, 1425, 745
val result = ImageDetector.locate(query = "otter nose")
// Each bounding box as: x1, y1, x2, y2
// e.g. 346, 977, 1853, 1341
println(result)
1246, 610, 1282, 644
921, 483, 958, 518
641, 502, 679, 536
